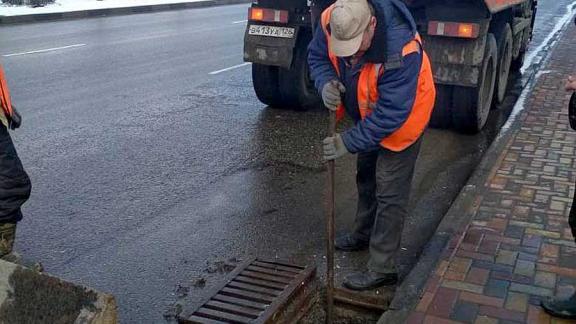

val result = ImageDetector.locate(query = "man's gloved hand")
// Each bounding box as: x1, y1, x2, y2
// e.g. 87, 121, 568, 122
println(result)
323, 134, 349, 160
566, 76, 576, 92
322, 80, 346, 111
8, 105, 21, 130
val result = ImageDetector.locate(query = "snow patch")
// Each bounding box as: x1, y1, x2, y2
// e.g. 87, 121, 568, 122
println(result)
0, 0, 208, 16
497, 3, 576, 138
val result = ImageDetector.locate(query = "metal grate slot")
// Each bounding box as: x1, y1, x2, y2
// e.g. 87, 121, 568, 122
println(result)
178, 258, 316, 323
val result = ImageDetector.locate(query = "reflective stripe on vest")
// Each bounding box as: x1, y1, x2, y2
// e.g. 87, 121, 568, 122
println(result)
0, 65, 13, 125
320, 5, 436, 152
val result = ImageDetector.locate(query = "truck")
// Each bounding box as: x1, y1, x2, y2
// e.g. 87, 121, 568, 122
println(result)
243, 0, 537, 133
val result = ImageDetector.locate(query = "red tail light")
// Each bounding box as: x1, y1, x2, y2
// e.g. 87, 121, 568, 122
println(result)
248, 7, 289, 24
428, 21, 480, 39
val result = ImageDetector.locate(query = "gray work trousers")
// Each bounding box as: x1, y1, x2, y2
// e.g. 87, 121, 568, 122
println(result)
352, 139, 421, 274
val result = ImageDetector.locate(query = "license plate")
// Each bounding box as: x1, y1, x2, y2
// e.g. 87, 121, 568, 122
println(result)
248, 25, 295, 38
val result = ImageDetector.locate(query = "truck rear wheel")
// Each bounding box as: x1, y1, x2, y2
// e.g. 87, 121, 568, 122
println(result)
429, 84, 453, 129
452, 34, 497, 133
252, 63, 284, 107
494, 24, 513, 104
278, 36, 322, 110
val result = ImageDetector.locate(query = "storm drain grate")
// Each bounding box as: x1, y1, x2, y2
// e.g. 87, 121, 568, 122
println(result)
178, 258, 316, 323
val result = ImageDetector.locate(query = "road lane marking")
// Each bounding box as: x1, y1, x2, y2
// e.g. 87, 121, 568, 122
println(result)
3, 44, 87, 57
232, 20, 248, 24
209, 62, 251, 75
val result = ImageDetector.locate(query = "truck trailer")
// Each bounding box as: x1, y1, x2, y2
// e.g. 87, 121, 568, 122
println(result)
243, 0, 537, 133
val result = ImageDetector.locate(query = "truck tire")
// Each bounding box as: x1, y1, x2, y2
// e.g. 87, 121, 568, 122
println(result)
252, 63, 284, 107
429, 84, 453, 129
494, 24, 513, 104
452, 34, 497, 133
278, 36, 322, 110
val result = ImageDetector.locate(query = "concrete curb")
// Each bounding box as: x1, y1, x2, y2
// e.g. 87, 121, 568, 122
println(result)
377, 13, 576, 324
0, 0, 252, 24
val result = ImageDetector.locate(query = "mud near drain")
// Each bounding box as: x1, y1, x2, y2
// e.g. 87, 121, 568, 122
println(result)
298, 289, 383, 324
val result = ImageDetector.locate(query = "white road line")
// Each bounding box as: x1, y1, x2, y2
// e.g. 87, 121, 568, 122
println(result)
3, 44, 87, 57
209, 62, 251, 75
232, 20, 248, 24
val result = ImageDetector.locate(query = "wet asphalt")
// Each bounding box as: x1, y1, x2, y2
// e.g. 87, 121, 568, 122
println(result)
0, 1, 572, 322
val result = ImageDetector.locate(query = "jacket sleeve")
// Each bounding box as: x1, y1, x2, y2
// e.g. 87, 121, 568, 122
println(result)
341, 52, 422, 153
307, 25, 339, 93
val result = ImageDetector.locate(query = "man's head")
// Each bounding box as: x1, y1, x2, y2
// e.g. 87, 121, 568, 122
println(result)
329, 0, 377, 57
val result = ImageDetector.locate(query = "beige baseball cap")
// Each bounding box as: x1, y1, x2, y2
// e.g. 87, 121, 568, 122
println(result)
329, 0, 372, 57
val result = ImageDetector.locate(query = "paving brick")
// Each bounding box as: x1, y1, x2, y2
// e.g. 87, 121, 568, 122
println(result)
478, 240, 500, 255
490, 271, 532, 285
509, 220, 544, 229
526, 305, 550, 324
473, 316, 498, 324
509, 283, 553, 297
417, 292, 435, 312
496, 250, 518, 266
466, 267, 490, 286
484, 279, 510, 298
478, 305, 525, 322
406, 312, 425, 324
423, 315, 461, 324
442, 280, 484, 294
541, 243, 560, 258
428, 287, 460, 318
449, 257, 473, 274
517, 251, 538, 262
459, 292, 504, 308
522, 234, 543, 248
537, 263, 576, 278
473, 260, 514, 274
534, 271, 557, 289
504, 225, 525, 239
525, 228, 562, 239
505, 292, 528, 313
514, 259, 536, 277
451, 300, 479, 323
457, 250, 495, 263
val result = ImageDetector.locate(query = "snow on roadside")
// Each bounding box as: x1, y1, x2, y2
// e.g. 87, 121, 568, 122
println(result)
497, 2, 576, 137
0, 0, 208, 16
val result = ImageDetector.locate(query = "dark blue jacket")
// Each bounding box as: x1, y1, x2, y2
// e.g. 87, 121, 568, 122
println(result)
308, 0, 423, 153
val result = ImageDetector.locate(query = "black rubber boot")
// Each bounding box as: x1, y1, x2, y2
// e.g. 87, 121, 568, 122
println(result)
542, 293, 576, 319
335, 233, 369, 252
343, 271, 398, 291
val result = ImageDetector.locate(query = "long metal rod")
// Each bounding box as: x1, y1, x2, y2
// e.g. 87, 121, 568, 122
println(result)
325, 111, 336, 324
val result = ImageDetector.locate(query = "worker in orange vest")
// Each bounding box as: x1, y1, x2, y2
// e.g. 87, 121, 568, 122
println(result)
0, 64, 31, 260
308, 0, 435, 290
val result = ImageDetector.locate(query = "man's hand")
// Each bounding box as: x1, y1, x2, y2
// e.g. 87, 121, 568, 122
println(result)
323, 134, 349, 160
566, 76, 576, 92
322, 80, 346, 111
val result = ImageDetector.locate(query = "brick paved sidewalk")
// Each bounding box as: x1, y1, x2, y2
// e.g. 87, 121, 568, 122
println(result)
408, 20, 576, 324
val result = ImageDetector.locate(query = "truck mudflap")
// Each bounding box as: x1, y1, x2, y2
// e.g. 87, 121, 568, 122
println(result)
243, 26, 301, 69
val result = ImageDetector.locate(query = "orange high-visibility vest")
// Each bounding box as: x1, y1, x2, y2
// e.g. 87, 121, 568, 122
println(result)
0, 64, 14, 121
320, 5, 436, 152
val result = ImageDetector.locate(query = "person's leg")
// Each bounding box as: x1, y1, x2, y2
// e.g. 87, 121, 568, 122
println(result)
0, 124, 31, 257
541, 181, 576, 318
367, 140, 421, 274
335, 150, 377, 251
344, 140, 421, 290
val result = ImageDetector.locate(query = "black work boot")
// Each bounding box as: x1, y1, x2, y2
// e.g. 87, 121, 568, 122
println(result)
335, 233, 369, 252
542, 293, 576, 319
343, 270, 398, 291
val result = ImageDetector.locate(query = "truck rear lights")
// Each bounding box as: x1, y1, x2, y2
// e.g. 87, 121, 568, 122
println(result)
248, 7, 289, 24
428, 21, 480, 38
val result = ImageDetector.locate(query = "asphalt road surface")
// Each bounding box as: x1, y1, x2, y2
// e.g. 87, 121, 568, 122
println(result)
0, 1, 571, 322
